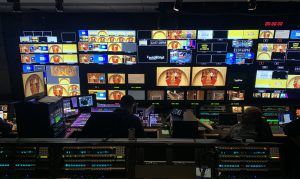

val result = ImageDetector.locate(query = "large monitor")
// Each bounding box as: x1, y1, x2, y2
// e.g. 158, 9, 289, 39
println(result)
157, 67, 190, 86
255, 70, 287, 89
46, 65, 80, 96
191, 67, 227, 86
22, 71, 46, 99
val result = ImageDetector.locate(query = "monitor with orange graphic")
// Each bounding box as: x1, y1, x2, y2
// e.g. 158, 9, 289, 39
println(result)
191, 67, 227, 86
156, 67, 190, 86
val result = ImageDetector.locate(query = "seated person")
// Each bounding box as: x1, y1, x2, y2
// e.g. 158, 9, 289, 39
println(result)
0, 118, 13, 137
220, 106, 272, 141
81, 95, 144, 138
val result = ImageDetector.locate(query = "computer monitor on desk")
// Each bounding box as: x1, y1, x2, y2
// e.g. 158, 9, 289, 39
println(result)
278, 112, 294, 125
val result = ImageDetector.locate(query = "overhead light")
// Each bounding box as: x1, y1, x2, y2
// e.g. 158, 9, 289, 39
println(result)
55, 0, 64, 12
173, 0, 183, 12
248, 0, 257, 11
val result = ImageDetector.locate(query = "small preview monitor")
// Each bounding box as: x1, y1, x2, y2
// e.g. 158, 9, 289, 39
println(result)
128, 90, 145, 100
78, 95, 95, 108
148, 90, 164, 100
87, 73, 106, 84
128, 74, 145, 84
278, 112, 294, 125
169, 50, 192, 63
107, 73, 125, 84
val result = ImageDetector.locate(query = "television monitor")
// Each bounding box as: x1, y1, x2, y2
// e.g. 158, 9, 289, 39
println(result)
107, 73, 125, 84
232, 106, 242, 113
227, 30, 243, 39
213, 30, 228, 39
278, 112, 294, 125
167, 90, 184, 100
108, 90, 126, 100
87, 73, 106, 84
128, 90, 145, 100
218, 113, 238, 125
169, 50, 192, 63
206, 90, 225, 100
197, 30, 213, 39
147, 90, 164, 100
290, 30, 300, 39
61, 32, 76, 42
156, 67, 190, 86
259, 30, 274, 39
197, 43, 212, 52
186, 90, 204, 100
255, 70, 287, 89
138, 46, 168, 63
46, 65, 80, 96
275, 30, 290, 39
124, 55, 137, 65
108, 55, 123, 64
191, 67, 227, 86
152, 30, 167, 39
88, 90, 106, 100
287, 75, 300, 89
78, 95, 95, 108
22, 71, 46, 99
128, 74, 145, 84
197, 54, 211, 63
212, 43, 228, 52
243, 30, 259, 39
227, 90, 245, 100
167, 40, 196, 49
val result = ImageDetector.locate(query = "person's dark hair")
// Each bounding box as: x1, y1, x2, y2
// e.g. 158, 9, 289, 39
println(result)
120, 95, 135, 108
242, 106, 272, 141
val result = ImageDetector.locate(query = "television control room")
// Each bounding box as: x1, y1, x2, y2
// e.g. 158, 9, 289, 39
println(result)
0, 0, 300, 178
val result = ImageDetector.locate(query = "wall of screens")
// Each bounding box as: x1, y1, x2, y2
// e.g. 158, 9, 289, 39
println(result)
16, 28, 300, 105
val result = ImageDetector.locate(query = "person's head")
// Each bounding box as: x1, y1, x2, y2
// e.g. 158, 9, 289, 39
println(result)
241, 106, 263, 126
120, 95, 136, 114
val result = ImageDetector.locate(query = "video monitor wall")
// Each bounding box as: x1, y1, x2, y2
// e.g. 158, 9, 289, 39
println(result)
17, 28, 300, 104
